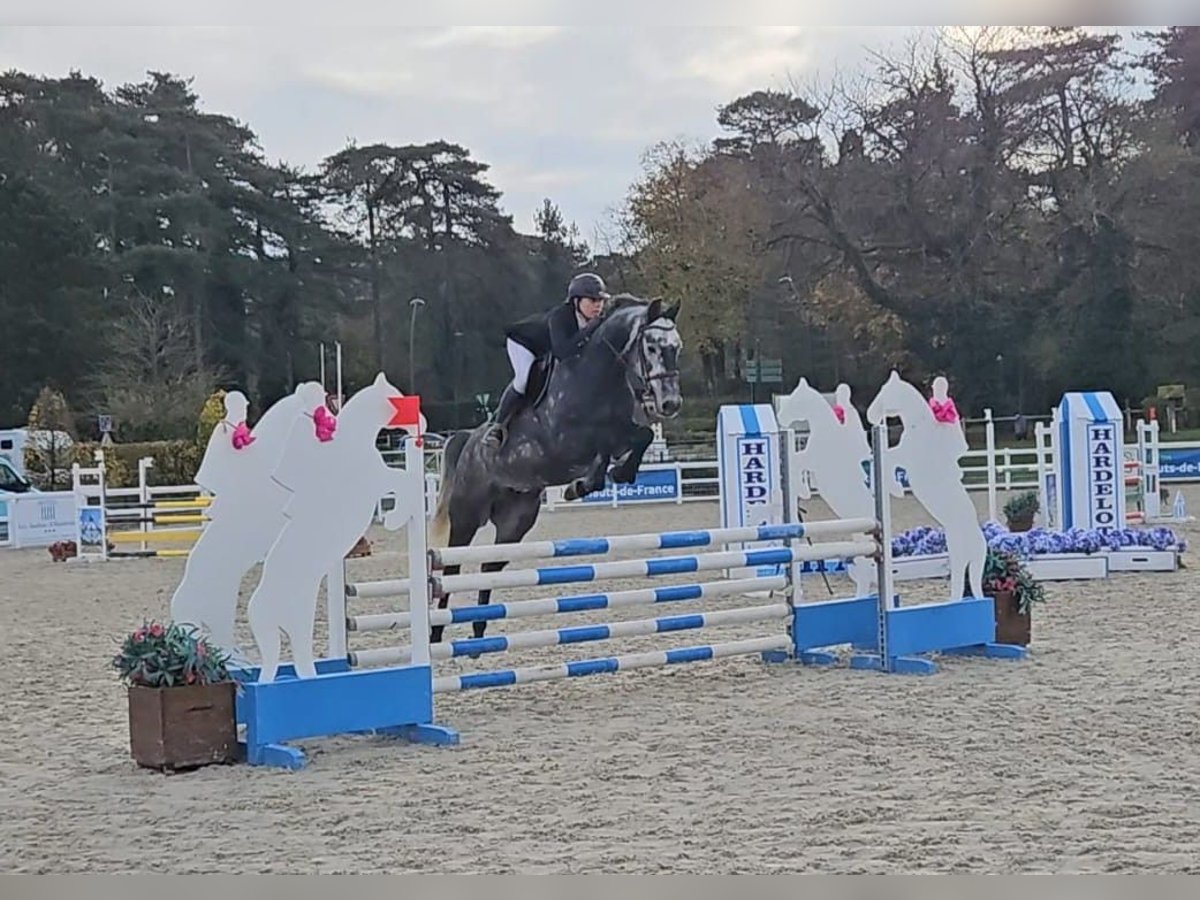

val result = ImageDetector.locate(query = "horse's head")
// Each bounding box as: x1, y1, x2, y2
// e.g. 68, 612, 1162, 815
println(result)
599, 294, 684, 421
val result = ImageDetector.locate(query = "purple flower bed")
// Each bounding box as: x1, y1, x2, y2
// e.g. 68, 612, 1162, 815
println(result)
891, 521, 1185, 561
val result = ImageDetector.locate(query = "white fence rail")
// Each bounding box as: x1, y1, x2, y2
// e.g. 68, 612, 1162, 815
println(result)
6, 433, 1200, 549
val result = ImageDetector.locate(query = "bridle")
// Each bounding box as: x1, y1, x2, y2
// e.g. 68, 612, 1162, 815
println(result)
599, 310, 679, 420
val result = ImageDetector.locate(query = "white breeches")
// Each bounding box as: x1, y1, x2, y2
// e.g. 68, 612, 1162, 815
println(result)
506, 338, 536, 395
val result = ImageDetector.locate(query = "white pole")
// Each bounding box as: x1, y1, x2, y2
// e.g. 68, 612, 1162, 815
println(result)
138, 457, 153, 540
406, 436, 431, 668
872, 422, 895, 670
335, 341, 344, 412
1142, 419, 1162, 520
984, 408, 997, 522
319, 341, 326, 392
326, 561, 348, 660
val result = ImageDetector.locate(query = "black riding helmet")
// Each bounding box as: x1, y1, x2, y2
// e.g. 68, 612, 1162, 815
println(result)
567, 272, 610, 302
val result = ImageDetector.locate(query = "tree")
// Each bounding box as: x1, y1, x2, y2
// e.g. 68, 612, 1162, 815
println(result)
24, 386, 77, 489
623, 140, 770, 393
1141, 26, 1200, 148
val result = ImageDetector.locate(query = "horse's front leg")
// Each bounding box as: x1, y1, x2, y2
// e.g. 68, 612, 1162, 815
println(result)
609, 425, 654, 484
563, 453, 611, 501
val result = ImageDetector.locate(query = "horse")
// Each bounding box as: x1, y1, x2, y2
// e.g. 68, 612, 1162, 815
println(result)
865, 370, 984, 601
427, 294, 684, 643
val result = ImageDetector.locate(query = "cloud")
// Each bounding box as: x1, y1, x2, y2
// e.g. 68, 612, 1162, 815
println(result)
5, 22, 1153, 240
417, 26, 564, 49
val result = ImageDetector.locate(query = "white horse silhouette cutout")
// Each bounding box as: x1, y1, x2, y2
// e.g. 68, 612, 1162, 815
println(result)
867, 370, 984, 601
246, 372, 421, 683
776, 377, 878, 597
170, 381, 326, 655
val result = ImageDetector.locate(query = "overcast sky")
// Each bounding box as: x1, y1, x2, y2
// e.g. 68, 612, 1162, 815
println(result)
0, 19, 1178, 250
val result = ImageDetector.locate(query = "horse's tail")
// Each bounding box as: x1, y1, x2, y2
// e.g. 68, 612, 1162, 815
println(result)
429, 429, 469, 549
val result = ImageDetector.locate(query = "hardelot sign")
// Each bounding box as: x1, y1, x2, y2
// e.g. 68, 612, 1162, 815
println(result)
1056, 391, 1127, 531
736, 435, 773, 515
1086, 421, 1121, 527
717, 404, 783, 578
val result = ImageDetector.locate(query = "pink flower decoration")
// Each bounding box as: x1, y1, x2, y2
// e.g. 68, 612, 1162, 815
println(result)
231, 421, 255, 449
929, 397, 960, 424
313, 405, 337, 442
831, 403, 847, 425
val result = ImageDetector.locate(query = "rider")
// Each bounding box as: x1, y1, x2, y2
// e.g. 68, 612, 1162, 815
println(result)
483, 272, 611, 448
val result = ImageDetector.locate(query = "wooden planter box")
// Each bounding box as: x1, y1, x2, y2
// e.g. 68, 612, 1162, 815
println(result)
127, 681, 238, 771
987, 589, 1031, 646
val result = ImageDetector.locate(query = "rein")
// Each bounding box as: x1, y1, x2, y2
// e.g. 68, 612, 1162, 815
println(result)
599, 314, 676, 418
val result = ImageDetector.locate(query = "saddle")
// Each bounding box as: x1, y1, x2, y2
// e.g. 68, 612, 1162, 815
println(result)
524, 355, 556, 409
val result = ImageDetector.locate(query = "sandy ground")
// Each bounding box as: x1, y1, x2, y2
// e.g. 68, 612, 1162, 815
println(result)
2, 487, 1199, 874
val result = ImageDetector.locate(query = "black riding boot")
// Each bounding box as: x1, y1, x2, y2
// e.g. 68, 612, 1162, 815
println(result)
483, 385, 525, 448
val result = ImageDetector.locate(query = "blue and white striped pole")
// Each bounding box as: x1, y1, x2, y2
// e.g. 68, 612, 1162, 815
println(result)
348, 575, 785, 634
432, 635, 793, 693
433, 540, 877, 596
430, 518, 877, 568
351, 603, 790, 668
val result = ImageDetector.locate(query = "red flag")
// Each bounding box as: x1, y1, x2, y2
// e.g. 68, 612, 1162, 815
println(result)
388, 395, 422, 429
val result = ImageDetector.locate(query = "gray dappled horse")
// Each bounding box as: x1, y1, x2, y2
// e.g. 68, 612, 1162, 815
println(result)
428, 294, 684, 643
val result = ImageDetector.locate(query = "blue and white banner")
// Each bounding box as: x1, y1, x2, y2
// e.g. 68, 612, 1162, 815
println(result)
582, 466, 681, 504
1160, 447, 1200, 482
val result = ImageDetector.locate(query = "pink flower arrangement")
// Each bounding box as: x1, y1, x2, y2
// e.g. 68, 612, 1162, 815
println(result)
112, 620, 230, 688
313, 405, 337, 442
231, 421, 255, 449
928, 396, 960, 424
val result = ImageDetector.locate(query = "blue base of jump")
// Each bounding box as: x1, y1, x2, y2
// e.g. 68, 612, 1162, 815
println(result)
786, 594, 1027, 675
229, 658, 458, 769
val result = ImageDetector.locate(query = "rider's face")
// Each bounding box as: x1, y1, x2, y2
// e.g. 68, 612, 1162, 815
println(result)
577, 296, 605, 321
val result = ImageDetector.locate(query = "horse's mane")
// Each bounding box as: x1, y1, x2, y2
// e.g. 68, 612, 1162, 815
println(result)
587, 293, 674, 352
604, 292, 652, 314
590, 292, 651, 335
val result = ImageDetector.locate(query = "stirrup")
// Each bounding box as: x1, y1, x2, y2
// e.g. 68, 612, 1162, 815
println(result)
483, 423, 506, 447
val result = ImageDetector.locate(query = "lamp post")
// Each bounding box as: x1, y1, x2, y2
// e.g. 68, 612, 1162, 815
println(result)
452, 329, 465, 425
409, 297, 426, 394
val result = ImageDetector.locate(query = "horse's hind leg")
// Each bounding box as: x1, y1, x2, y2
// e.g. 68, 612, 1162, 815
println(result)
430, 509, 486, 644
474, 490, 543, 640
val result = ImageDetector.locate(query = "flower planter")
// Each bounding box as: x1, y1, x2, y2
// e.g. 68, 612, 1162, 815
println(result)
986, 589, 1030, 646
127, 680, 238, 771
1005, 514, 1035, 533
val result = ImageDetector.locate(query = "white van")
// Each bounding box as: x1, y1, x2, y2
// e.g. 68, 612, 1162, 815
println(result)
0, 456, 35, 494
0, 429, 29, 479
